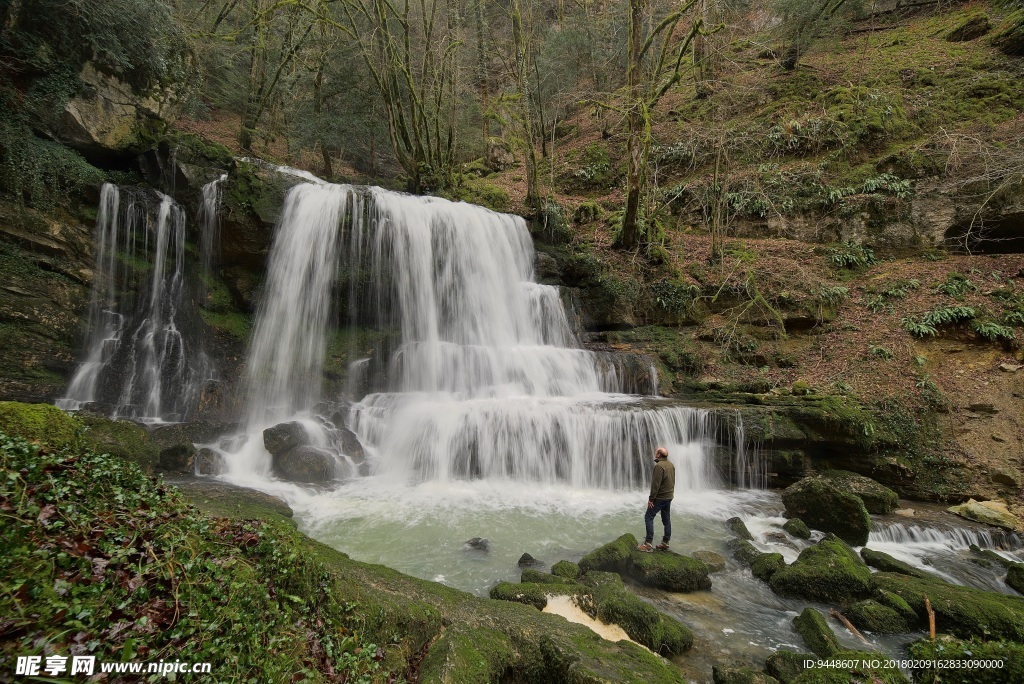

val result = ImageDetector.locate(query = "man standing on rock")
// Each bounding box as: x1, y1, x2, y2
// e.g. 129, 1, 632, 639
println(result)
639, 446, 675, 552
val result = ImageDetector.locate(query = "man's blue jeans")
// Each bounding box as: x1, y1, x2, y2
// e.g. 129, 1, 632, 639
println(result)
644, 498, 672, 544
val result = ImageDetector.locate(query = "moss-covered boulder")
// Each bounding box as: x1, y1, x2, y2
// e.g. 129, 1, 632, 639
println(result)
859, 548, 936, 580
871, 572, 1024, 641
946, 12, 991, 42
728, 516, 754, 540
582, 572, 693, 656
521, 569, 574, 586
765, 650, 807, 683
820, 470, 898, 515
79, 414, 159, 473
712, 666, 779, 683
992, 9, 1024, 56
843, 599, 910, 634
0, 401, 80, 448
873, 589, 919, 625
769, 535, 872, 603
550, 560, 580, 581
150, 423, 197, 473
419, 624, 515, 684
578, 533, 635, 574
488, 581, 583, 611
751, 553, 786, 582
1007, 563, 1024, 595
627, 550, 712, 592
728, 537, 763, 565
793, 608, 842, 657
907, 635, 1024, 684
783, 518, 810, 540
782, 477, 871, 545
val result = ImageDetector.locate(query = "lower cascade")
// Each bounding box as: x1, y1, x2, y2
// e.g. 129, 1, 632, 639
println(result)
222, 181, 760, 490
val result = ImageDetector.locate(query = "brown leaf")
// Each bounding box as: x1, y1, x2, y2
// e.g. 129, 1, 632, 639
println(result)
91, 557, 109, 579
37, 504, 57, 524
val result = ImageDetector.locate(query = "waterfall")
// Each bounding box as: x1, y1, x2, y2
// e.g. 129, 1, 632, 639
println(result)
228, 182, 754, 490
57, 183, 207, 421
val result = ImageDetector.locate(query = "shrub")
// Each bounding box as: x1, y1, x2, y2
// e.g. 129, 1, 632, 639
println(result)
826, 242, 877, 269
933, 273, 978, 298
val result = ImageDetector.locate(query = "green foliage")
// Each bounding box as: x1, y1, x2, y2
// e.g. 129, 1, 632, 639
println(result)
933, 272, 978, 298
971, 320, 1016, 343
882, 278, 920, 298
909, 636, 1024, 684
0, 126, 105, 208
0, 431, 382, 681
564, 144, 617, 192
650, 279, 700, 317
869, 345, 894, 360
817, 285, 849, 305
923, 305, 976, 327
826, 242, 877, 270
902, 317, 938, 337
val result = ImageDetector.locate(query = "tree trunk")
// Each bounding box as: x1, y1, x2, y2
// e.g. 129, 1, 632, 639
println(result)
693, 0, 714, 98
618, 0, 646, 250
510, 0, 541, 215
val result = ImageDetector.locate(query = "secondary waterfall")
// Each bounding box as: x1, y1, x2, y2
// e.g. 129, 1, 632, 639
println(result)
58, 183, 209, 421
230, 182, 752, 489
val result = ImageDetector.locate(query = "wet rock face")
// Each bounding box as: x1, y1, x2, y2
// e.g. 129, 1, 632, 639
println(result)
948, 498, 1020, 531
273, 445, 338, 484
819, 470, 899, 515
151, 423, 198, 474
782, 477, 872, 546
263, 421, 311, 456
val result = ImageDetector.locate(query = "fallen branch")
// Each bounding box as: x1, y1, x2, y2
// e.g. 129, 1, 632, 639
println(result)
925, 595, 936, 640
830, 608, 870, 645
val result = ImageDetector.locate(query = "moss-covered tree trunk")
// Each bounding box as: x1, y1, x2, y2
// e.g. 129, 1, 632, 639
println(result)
618, 0, 646, 250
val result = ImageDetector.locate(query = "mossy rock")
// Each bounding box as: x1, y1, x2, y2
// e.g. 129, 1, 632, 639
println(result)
1007, 563, 1024, 595
521, 569, 574, 586
728, 516, 754, 540
79, 414, 159, 473
488, 581, 583, 611
783, 518, 811, 539
550, 560, 580, 581
820, 470, 898, 515
0, 401, 80, 448
907, 635, 1024, 684
992, 9, 1024, 57
782, 478, 871, 546
873, 589, 918, 624
765, 650, 807, 683
578, 533, 636, 574
419, 624, 515, 684
843, 599, 910, 634
712, 665, 779, 683
859, 548, 936, 580
769, 535, 872, 604
792, 608, 841, 657
871, 572, 1024, 641
751, 553, 786, 582
582, 572, 693, 656
627, 550, 712, 592
946, 12, 991, 42
728, 537, 763, 565
693, 549, 727, 572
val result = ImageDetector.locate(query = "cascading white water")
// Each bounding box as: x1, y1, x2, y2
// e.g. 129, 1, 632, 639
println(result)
57, 183, 207, 421
229, 182, 752, 489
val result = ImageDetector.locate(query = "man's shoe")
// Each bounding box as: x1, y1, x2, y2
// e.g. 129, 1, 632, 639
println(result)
656, 543, 670, 551
637, 543, 654, 553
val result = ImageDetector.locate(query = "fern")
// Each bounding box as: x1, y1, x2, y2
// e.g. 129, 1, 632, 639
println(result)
933, 273, 977, 298
1004, 310, 1024, 326
869, 345, 894, 360
827, 242, 877, 269
972, 320, 1016, 342
902, 317, 937, 337
922, 305, 976, 327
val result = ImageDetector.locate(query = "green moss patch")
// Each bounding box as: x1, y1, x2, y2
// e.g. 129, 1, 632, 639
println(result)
793, 608, 842, 657
782, 477, 872, 546
0, 401, 80, 448
860, 547, 936, 580
770, 535, 872, 604
843, 599, 910, 634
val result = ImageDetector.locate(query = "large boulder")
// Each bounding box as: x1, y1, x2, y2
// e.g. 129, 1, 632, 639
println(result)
263, 421, 310, 456
792, 608, 841, 657
628, 550, 712, 592
0, 402, 80, 448
727, 538, 763, 565
551, 560, 581, 580
765, 650, 807, 683
578, 533, 635, 574
582, 571, 693, 656
272, 446, 339, 484
727, 516, 754, 540
338, 425, 366, 463
782, 518, 810, 539
844, 599, 910, 634
782, 477, 872, 545
821, 470, 898, 514
871, 571, 1024, 641
79, 414, 159, 474
769, 535, 872, 603
751, 553, 786, 582
947, 499, 1019, 531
